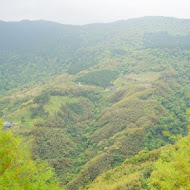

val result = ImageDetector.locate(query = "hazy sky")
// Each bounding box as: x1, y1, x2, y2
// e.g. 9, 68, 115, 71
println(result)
0, 0, 189, 25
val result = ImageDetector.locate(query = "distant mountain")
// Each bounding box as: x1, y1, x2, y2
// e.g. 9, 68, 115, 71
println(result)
0, 20, 82, 51
1, 16, 190, 51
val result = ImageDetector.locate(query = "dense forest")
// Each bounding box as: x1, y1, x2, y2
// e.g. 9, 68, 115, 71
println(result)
0, 17, 190, 189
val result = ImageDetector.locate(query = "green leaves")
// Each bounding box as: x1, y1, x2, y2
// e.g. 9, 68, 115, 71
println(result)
0, 122, 62, 190
148, 134, 190, 190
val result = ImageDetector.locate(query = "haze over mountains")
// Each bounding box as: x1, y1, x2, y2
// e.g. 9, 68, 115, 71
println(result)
1, 16, 190, 93
0, 16, 190, 189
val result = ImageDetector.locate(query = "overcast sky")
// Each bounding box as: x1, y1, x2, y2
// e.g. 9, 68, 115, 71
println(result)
0, 0, 189, 25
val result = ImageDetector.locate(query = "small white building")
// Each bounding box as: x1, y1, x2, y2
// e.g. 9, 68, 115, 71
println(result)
3, 122, 13, 128
106, 86, 116, 91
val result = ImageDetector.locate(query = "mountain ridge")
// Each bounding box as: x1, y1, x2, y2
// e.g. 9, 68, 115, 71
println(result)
1, 15, 190, 26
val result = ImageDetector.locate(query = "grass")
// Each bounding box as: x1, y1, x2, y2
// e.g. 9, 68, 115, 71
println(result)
44, 96, 77, 113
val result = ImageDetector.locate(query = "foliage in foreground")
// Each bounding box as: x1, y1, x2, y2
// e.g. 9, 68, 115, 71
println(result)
0, 121, 62, 190
148, 129, 190, 189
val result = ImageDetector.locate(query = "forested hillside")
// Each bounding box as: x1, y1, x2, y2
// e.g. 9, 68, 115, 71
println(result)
88, 127, 190, 190
0, 17, 190, 189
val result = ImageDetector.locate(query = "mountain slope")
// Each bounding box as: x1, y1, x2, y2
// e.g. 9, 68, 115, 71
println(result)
88, 125, 190, 190
0, 17, 190, 189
